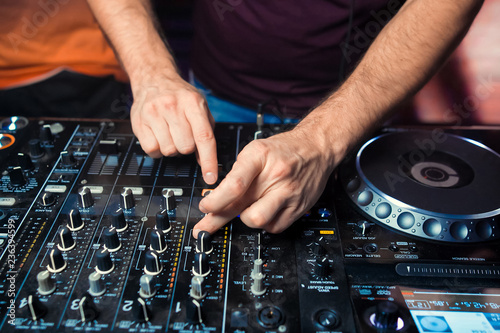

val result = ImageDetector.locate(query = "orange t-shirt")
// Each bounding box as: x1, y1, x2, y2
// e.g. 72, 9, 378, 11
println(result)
0, 0, 128, 89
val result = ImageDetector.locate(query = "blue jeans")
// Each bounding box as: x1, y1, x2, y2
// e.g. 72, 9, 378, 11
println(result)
189, 72, 298, 124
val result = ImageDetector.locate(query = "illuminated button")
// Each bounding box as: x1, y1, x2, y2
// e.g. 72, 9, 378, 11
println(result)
476, 220, 493, 240
422, 219, 442, 237
375, 203, 391, 219
0, 197, 16, 207
397, 212, 415, 229
346, 178, 360, 192
318, 208, 332, 218
357, 191, 373, 206
45, 185, 67, 193
450, 222, 468, 240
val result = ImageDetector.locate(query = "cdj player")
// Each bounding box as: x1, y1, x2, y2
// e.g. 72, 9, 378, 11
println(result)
0, 117, 499, 333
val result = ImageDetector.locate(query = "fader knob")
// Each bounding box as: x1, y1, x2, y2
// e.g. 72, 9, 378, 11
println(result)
373, 301, 400, 330
192, 252, 210, 277
9, 166, 26, 187
67, 208, 84, 231
57, 227, 76, 251
39, 124, 53, 143
27, 295, 47, 321
139, 274, 157, 298
103, 228, 121, 252
251, 272, 267, 296
88, 271, 106, 297
37, 270, 56, 295
29, 139, 44, 158
78, 293, 99, 322
163, 189, 176, 211
120, 188, 135, 210
95, 248, 114, 274
150, 229, 167, 253
112, 208, 128, 232
17, 152, 34, 170
144, 250, 162, 275
195, 231, 213, 254
79, 187, 94, 208
133, 298, 152, 323
186, 299, 203, 324
156, 209, 171, 233
190, 276, 206, 300
314, 257, 330, 278
60, 150, 75, 167
47, 248, 67, 273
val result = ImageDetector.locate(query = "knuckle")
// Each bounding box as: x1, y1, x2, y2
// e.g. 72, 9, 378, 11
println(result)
270, 160, 293, 179
225, 175, 246, 196
195, 129, 215, 144
177, 142, 196, 155
160, 145, 177, 157
244, 211, 268, 229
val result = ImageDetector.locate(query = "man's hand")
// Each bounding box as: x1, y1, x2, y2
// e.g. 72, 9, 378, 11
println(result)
192, 127, 336, 236
130, 73, 218, 185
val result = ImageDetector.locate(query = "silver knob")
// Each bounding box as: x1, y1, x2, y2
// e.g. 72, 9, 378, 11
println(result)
251, 258, 265, 279
139, 274, 157, 298
190, 276, 206, 300
37, 270, 56, 295
251, 272, 267, 296
88, 271, 106, 297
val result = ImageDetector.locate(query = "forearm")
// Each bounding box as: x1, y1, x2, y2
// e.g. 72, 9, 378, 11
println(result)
86, 0, 178, 86
299, 0, 483, 166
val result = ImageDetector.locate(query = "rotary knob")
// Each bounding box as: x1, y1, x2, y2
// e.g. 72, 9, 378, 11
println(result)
120, 188, 135, 210
133, 298, 152, 323
186, 299, 203, 324
373, 301, 401, 330
27, 295, 47, 321
67, 208, 84, 231
78, 293, 99, 322
355, 220, 373, 236
9, 166, 26, 187
195, 231, 213, 254
251, 272, 267, 296
112, 208, 128, 232
311, 241, 326, 257
156, 209, 171, 233
39, 191, 56, 207
57, 227, 76, 251
162, 189, 176, 211
314, 257, 330, 278
79, 187, 94, 208
39, 124, 53, 143
192, 252, 210, 277
95, 248, 114, 274
251, 258, 265, 279
88, 271, 106, 297
190, 276, 206, 300
17, 152, 34, 170
60, 150, 75, 167
37, 270, 56, 295
150, 229, 167, 253
139, 274, 157, 298
144, 250, 162, 275
103, 228, 121, 252
47, 248, 67, 273
29, 139, 44, 158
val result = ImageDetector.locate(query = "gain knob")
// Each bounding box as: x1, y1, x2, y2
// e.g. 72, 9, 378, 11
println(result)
112, 208, 128, 232
372, 301, 401, 331
37, 270, 56, 295
88, 271, 106, 297
67, 208, 84, 231
27, 295, 47, 321
150, 229, 167, 253
139, 274, 157, 298
78, 186, 94, 208
120, 188, 135, 210
144, 250, 162, 275
95, 248, 114, 274
251, 258, 265, 279
103, 227, 121, 252
60, 150, 76, 167
186, 299, 203, 324
195, 230, 213, 254
39, 124, 53, 143
192, 252, 210, 277
29, 139, 44, 158
190, 276, 206, 300
57, 227, 76, 251
156, 209, 171, 233
314, 257, 330, 278
46, 248, 67, 273
162, 189, 176, 211
133, 298, 152, 323
39, 191, 56, 207
78, 293, 99, 322
9, 166, 26, 187
17, 152, 34, 170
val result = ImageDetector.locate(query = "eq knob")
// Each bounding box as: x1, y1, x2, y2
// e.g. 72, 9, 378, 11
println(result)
112, 208, 128, 232
60, 150, 76, 167
373, 301, 401, 330
251, 272, 267, 296
37, 270, 56, 295
156, 209, 171, 233
39, 191, 56, 207
192, 252, 210, 277
79, 187, 94, 208
133, 298, 152, 323
95, 248, 114, 274
120, 188, 135, 210
195, 231, 213, 254
314, 257, 330, 278
47, 248, 67, 273
186, 299, 203, 324
67, 208, 84, 231
103, 228, 121, 252
39, 124, 53, 143
9, 166, 26, 187
139, 274, 157, 298
57, 227, 76, 251
29, 139, 44, 158
78, 293, 99, 322
27, 295, 47, 321
163, 189, 176, 211
190, 276, 206, 300
17, 152, 34, 170
144, 250, 163, 275
150, 229, 167, 253
88, 271, 106, 297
